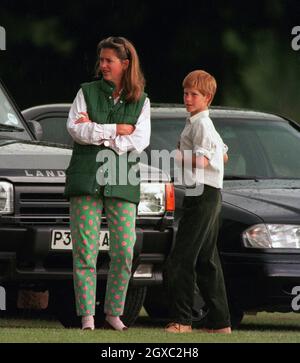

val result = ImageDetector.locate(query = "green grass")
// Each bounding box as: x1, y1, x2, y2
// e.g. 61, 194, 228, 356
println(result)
1, 311, 300, 343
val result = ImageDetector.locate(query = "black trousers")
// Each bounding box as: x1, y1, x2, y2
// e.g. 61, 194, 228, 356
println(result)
165, 185, 231, 329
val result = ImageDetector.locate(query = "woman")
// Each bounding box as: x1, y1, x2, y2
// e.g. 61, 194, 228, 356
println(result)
65, 36, 150, 331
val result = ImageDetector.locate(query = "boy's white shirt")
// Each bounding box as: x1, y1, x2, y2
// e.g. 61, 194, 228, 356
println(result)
67, 88, 151, 155
180, 109, 228, 189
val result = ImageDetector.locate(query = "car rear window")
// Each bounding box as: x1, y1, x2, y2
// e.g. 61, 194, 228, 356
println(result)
150, 116, 300, 179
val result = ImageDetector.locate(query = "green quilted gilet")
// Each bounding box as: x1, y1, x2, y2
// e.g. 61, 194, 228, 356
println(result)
64, 79, 147, 204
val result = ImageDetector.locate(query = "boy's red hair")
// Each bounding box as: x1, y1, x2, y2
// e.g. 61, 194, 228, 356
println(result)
183, 70, 217, 105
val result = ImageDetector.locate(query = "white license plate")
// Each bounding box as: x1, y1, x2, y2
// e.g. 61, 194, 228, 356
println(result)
51, 229, 110, 251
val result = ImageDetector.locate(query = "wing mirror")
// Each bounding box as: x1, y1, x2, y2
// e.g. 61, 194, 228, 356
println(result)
27, 120, 43, 141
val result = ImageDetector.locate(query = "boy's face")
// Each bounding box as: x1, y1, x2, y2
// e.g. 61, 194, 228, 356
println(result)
183, 87, 211, 116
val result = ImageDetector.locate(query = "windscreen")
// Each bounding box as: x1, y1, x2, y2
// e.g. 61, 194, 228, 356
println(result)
0, 83, 31, 140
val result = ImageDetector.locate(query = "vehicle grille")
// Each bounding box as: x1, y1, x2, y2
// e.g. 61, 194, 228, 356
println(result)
15, 185, 70, 223
13, 185, 159, 225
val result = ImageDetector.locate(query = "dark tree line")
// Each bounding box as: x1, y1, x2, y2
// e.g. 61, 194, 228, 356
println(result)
0, 0, 300, 121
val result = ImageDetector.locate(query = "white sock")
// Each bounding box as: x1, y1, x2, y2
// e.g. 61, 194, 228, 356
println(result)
82, 315, 94, 330
105, 315, 127, 331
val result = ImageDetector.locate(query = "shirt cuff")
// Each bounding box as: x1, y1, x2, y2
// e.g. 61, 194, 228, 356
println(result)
103, 124, 117, 139
194, 147, 213, 160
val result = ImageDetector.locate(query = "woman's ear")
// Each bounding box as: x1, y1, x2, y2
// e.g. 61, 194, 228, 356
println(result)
122, 59, 129, 70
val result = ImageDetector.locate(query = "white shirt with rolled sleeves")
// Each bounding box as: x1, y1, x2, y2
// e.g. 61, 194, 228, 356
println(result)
180, 109, 228, 189
67, 88, 151, 155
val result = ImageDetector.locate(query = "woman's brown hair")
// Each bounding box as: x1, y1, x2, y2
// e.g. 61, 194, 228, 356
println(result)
95, 36, 145, 102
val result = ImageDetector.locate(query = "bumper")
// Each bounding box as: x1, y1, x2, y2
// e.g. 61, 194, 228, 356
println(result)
0, 224, 174, 286
222, 251, 300, 312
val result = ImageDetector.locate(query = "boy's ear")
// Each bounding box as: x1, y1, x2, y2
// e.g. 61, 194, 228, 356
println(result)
205, 93, 212, 105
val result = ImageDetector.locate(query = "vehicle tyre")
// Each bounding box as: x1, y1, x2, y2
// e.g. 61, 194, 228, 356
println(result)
49, 283, 80, 328
50, 282, 147, 328
143, 286, 170, 320
120, 285, 147, 327
93, 284, 147, 328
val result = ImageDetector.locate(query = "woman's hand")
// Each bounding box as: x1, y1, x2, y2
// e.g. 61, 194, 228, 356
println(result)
117, 124, 135, 135
75, 112, 91, 124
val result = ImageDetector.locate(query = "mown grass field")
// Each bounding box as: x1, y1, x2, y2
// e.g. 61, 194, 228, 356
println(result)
1, 311, 300, 343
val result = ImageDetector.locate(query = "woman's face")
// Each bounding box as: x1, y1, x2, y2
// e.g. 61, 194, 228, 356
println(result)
99, 48, 129, 87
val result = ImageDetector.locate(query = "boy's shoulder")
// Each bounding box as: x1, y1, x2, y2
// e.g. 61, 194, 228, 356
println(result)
192, 112, 213, 128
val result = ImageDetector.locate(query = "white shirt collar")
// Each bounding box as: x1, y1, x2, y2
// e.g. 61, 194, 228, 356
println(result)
188, 109, 209, 123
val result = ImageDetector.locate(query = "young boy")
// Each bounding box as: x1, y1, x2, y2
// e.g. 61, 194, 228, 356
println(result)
165, 70, 231, 334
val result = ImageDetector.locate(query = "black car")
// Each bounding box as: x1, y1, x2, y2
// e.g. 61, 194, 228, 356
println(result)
23, 102, 300, 326
0, 80, 176, 328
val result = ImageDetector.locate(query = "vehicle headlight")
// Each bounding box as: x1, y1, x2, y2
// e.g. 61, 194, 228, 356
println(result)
243, 224, 300, 248
138, 182, 175, 216
0, 181, 14, 214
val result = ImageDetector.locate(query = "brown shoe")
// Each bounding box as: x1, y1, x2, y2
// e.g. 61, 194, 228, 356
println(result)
165, 322, 192, 333
200, 327, 232, 334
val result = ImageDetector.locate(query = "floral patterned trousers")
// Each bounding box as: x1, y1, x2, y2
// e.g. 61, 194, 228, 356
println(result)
70, 195, 136, 317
